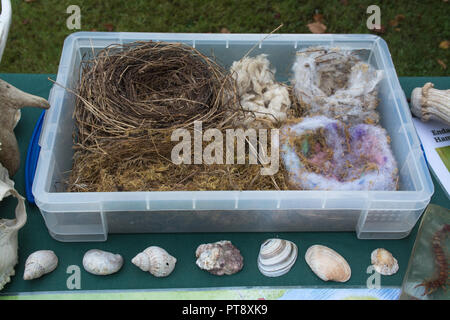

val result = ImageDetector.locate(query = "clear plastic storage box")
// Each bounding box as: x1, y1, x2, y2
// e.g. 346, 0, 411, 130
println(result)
33, 32, 434, 242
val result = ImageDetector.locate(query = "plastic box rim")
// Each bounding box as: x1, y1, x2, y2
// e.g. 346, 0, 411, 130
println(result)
32, 32, 434, 212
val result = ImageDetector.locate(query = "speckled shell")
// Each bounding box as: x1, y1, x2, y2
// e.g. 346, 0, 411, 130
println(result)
305, 245, 351, 282
371, 248, 399, 276
257, 239, 298, 277
132, 246, 177, 277
195, 240, 244, 276
83, 249, 123, 276
23, 250, 58, 280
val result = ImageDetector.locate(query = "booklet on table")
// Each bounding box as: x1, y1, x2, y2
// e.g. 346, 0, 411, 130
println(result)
412, 118, 450, 199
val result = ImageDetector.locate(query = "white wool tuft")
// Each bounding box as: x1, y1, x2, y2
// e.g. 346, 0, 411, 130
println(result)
230, 54, 291, 126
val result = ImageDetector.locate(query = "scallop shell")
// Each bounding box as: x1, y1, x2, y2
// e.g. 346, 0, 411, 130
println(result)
305, 245, 351, 282
23, 250, 58, 280
371, 248, 399, 276
82, 249, 123, 276
132, 246, 177, 277
257, 238, 298, 277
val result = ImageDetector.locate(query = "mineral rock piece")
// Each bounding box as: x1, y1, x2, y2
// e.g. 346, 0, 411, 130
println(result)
195, 240, 244, 275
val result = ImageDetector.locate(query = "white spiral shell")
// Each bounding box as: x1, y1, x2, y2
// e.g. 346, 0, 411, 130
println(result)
132, 246, 177, 277
23, 250, 58, 280
82, 249, 123, 276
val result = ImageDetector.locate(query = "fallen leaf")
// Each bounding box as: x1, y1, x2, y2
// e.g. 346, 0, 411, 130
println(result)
437, 59, 447, 69
220, 27, 230, 33
104, 23, 114, 31
340, 0, 349, 5
307, 21, 327, 34
395, 28, 401, 32
24, 0, 36, 2
389, 14, 405, 27
22, 19, 31, 25
389, 19, 399, 27
439, 40, 449, 49
370, 24, 386, 34
274, 12, 281, 19
313, 13, 324, 23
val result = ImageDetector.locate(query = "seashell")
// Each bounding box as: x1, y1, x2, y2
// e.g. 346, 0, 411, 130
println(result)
305, 245, 351, 282
0, 162, 27, 290
132, 246, 176, 277
411, 82, 450, 125
82, 249, 123, 276
371, 248, 399, 276
195, 240, 244, 276
23, 250, 58, 280
257, 238, 298, 277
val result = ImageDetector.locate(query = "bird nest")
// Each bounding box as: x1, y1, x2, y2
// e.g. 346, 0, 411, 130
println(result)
67, 41, 295, 192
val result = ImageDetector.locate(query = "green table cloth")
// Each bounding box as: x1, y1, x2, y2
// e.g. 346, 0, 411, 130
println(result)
0, 74, 448, 297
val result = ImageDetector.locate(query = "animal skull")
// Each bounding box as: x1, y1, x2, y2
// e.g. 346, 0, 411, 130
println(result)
0, 78, 50, 176
0, 162, 27, 291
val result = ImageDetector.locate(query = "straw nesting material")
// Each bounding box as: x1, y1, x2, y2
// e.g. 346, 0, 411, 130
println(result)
67, 40, 289, 192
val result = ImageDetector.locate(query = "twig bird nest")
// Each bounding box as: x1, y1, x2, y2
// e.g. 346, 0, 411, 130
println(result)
68, 41, 288, 192
75, 41, 234, 151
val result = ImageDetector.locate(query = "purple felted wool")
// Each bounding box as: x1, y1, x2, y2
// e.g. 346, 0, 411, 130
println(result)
277, 116, 398, 191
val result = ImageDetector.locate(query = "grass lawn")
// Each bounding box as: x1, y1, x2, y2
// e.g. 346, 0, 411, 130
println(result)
0, 0, 448, 75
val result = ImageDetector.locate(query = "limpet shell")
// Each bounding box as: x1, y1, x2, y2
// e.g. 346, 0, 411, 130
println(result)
371, 248, 399, 276
82, 249, 123, 276
23, 250, 58, 280
257, 238, 298, 277
132, 246, 177, 277
305, 245, 351, 282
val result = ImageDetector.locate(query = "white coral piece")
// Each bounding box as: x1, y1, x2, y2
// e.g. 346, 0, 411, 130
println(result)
411, 82, 450, 125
